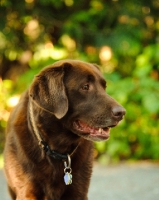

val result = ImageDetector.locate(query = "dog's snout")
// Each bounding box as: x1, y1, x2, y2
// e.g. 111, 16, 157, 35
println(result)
112, 105, 126, 119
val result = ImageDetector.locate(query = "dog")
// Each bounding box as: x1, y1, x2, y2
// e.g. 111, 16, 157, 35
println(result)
4, 60, 126, 200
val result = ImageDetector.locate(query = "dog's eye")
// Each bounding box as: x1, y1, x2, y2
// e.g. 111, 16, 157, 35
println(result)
82, 84, 89, 91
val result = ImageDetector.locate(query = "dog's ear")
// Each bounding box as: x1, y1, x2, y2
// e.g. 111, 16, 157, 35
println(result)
29, 64, 70, 119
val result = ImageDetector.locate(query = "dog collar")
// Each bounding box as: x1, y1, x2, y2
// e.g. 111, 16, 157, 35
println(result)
40, 140, 68, 160
29, 100, 79, 185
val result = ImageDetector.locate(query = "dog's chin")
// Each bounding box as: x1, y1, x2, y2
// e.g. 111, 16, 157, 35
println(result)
73, 120, 116, 141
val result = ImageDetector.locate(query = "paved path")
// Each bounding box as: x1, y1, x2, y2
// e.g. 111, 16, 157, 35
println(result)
1, 162, 159, 200
88, 162, 159, 200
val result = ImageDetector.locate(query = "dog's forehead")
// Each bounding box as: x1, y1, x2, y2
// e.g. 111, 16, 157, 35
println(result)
68, 60, 103, 76
45, 60, 105, 82
53, 60, 100, 72
72, 61, 105, 81
63, 60, 106, 88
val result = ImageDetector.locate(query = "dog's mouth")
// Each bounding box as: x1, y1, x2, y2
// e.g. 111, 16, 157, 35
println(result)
73, 120, 117, 141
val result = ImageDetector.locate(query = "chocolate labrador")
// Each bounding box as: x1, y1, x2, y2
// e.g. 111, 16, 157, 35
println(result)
4, 60, 126, 200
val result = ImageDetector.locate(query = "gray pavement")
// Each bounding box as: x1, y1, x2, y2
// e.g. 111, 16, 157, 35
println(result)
0, 162, 159, 200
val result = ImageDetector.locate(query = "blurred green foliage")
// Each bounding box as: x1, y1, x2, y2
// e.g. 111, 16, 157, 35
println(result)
0, 0, 159, 162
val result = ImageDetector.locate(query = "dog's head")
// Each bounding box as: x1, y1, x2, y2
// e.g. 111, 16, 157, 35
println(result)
29, 60, 126, 141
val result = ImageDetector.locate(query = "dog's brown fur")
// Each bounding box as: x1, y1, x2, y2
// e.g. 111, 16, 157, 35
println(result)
4, 60, 125, 200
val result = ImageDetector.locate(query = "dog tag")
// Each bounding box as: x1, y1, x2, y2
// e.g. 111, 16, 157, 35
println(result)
64, 172, 72, 185
64, 155, 72, 185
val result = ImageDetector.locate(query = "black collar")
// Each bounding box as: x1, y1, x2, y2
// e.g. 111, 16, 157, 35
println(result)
40, 141, 68, 160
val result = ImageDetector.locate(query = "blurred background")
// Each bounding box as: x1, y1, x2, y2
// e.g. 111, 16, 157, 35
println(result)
0, 0, 159, 166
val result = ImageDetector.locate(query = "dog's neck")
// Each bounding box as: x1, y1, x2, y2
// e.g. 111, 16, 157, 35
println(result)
29, 99, 80, 161
28, 99, 83, 185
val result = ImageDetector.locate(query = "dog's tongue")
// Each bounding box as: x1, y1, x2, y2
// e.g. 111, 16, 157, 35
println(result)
76, 120, 110, 137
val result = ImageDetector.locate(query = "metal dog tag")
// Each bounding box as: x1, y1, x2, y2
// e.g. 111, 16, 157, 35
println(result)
64, 172, 72, 185
64, 155, 72, 185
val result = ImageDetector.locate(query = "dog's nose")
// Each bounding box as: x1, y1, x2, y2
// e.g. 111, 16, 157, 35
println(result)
112, 105, 126, 119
